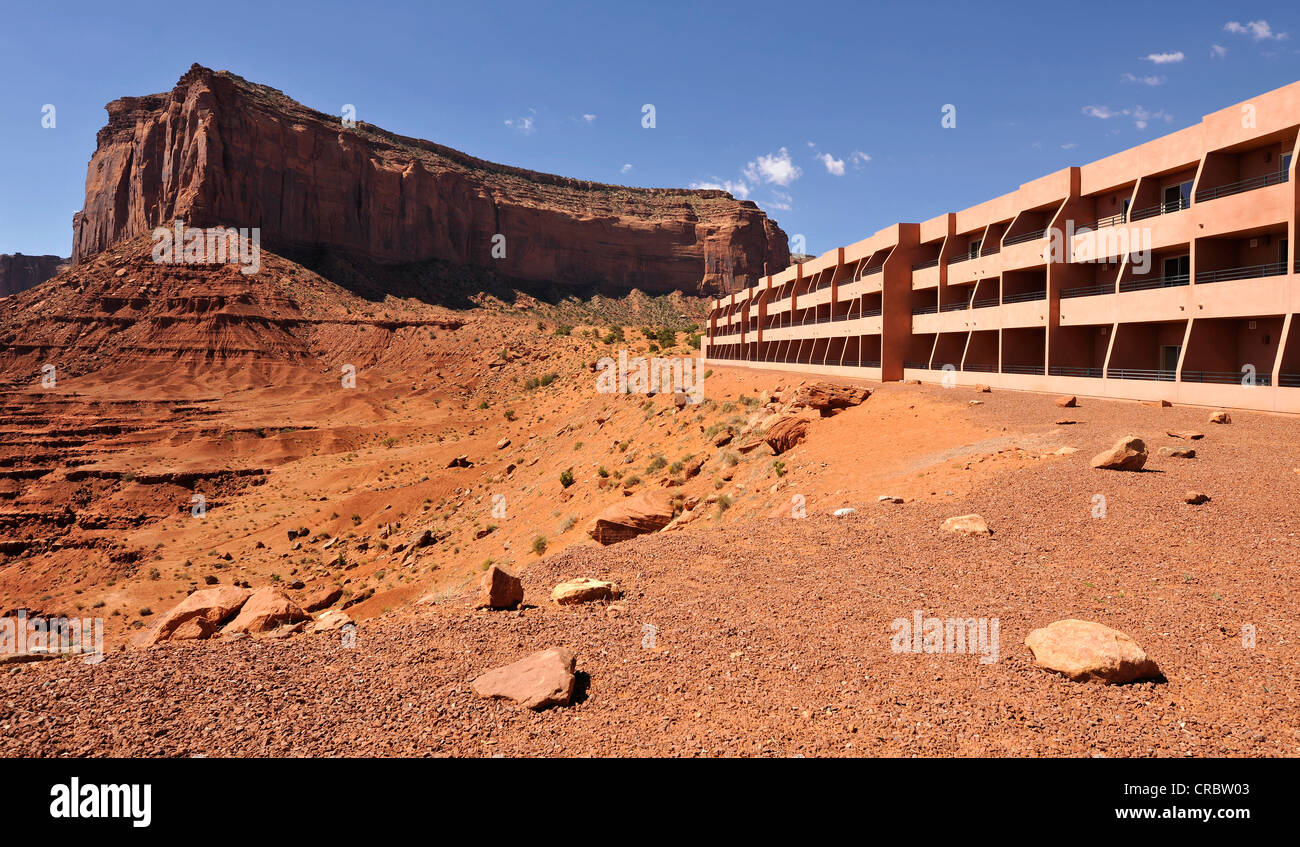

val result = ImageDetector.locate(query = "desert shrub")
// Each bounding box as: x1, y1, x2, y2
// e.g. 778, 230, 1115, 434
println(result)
531, 535, 548, 555
560, 468, 575, 488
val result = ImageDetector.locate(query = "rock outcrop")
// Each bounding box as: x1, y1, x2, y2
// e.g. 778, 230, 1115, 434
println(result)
0, 254, 67, 297
587, 489, 676, 545
72, 65, 788, 297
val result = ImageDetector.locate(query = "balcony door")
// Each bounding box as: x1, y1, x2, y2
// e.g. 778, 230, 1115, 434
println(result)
1160, 345, 1181, 374
1163, 255, 1189, 283
1163, 181, 1192, 213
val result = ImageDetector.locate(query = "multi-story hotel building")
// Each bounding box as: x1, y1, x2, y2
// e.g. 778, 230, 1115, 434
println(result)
704, 81, 1300, 412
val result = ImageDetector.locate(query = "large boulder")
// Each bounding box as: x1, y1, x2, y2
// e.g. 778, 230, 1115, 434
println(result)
1090, 436, 1147, 471
764, 415, 809, 454
477, 565, 524, 610
302, 585, 342, 613
552, 578, 620, 605
143, 586, 251, 644
1024, 619, 1161, 684
223, 588, 309, 635
789, 382, 870, 411
471, 647, 577, 710
587, 489, 676, 545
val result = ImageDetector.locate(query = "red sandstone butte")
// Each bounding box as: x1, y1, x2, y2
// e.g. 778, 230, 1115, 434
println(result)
71, 64, 789, 297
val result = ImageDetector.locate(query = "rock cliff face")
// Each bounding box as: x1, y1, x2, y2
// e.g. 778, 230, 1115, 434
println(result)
0, 254, 67, 297
72, 65, 788, 296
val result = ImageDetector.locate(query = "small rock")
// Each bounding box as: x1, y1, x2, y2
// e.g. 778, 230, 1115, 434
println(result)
876, 495, 904, 504
496, 438, 511, 450
833, 507, 857, 516
1158, 447, 1196, 459
471, 647, 577, 710
941, 514, 992, 537
1025, 619, 1160, 684
1208, 409, 1232, 424
1090, 436, 1147, 471
1054, 395, 1077, 408
1167, 430, 1204, 440
974, 384, 991, 393
552, 578, 619, 605
477, 565, 524, 610
1141, 399, 1172, 408
1183, 491, 1211, 505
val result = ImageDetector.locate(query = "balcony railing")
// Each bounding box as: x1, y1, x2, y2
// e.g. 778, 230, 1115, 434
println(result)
1002, 364, 1045, 375
980, 245, 1001, 257
947, 253, 973, 265
971, 297, 1000, 309
1048, 366, 1103, 378
1002, 290, 1047, 304
1130, 195, 1190, 221
1195, 261, 1287, 285
1181, 369, 1272, 386
912, 258, 940, 271
940, 301, 969, 312
1061, 283, 1114, 299
1118, 273, 1189, 293
912, 304, 939, 315
1279, 374, 1300, 388
862, 265, 884, 276
1086, 211, 1128, 230
1194, 168, 1289, 203
1003, 228, 1047, 246
962, 363, 997, 373
839, 359, 881, 368
903, 361, 930, 370
1108, 368, 1176, 381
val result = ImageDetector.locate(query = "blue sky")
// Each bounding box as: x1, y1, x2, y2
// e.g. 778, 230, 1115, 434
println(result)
1, 0, 1297, 258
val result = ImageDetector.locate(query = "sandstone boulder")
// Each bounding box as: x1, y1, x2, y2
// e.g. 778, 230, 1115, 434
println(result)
1054, 395, 1077, 408
587, 489, 676, 545
941, 514, 992, 537
1158, 447, 1195, 459
552, 578, 620, 605
764, 415, 809, 454
223, 588, 309, 635
144, 586, 251, 644
789, 382, 870, 411
1209, 409, 1232, 424
974, 384, 991, 393
1024, 619, 1161, 684
1167, 430, 1204, 440
1090, 436, 1147, 471
310, 609, 352, 633
471, 647, 577, 710
477, 565, 524, 610
302, 585, 342, 613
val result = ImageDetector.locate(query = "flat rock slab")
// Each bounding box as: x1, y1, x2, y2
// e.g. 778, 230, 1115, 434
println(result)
471, 647, 577, 710
1025, 619, 1160, 684
941, 514, 991, 537
552, 578, 619, 605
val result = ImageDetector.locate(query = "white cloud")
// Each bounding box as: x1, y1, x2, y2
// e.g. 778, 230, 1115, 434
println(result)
1225, 20, 1289, 41
1060, 142, 1077, 150
1210, 43, 1229, 59
1082, 104, 1172, 130
849, 150, 871, 167
505, 109, 537, 135
1122, 73, 1165, 85
817, 152, 845, 176
1142, 51, 1185, 64
1083, 105, 1121, 119
581, 113, 596, 123
743, 147, 802, 186
620, 163, 632, 174
690, 179, 750, 200
767, 191, 793, 211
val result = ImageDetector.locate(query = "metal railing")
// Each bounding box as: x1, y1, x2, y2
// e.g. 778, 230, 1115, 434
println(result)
1003, 228, 1047, 246
862, 265, 884, 276
1087, 211, 1128, 230
1181, 370, 1272, 386
1002, 364, 1045, 375
912, 258, 940, 271
1002, 290, 1047, 304
1130, 195, 1190, 221
1061, 283, 1114, 299
947, 253, 973, 265
912, 304, 939, 315
980, 245, 1001, 257
962, 363, 997, 373
1279, 374, 1300, 388
903, 361, 930, 370
1118, 273, 1189, 293
940, 301, 969, 312
839, 359, 881, 368
1194, 168, 1289, 203
1195, 261, 1287, 284
1108, 368, 1176, 381
1048, 366, 1103, 378
971, 297, 1000, 309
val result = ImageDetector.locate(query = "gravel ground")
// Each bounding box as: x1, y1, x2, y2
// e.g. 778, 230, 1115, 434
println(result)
3, 387, 1298, 757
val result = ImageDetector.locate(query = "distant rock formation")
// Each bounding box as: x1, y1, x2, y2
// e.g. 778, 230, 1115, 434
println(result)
72, 64, 789, 297
0, 254, 67, 297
